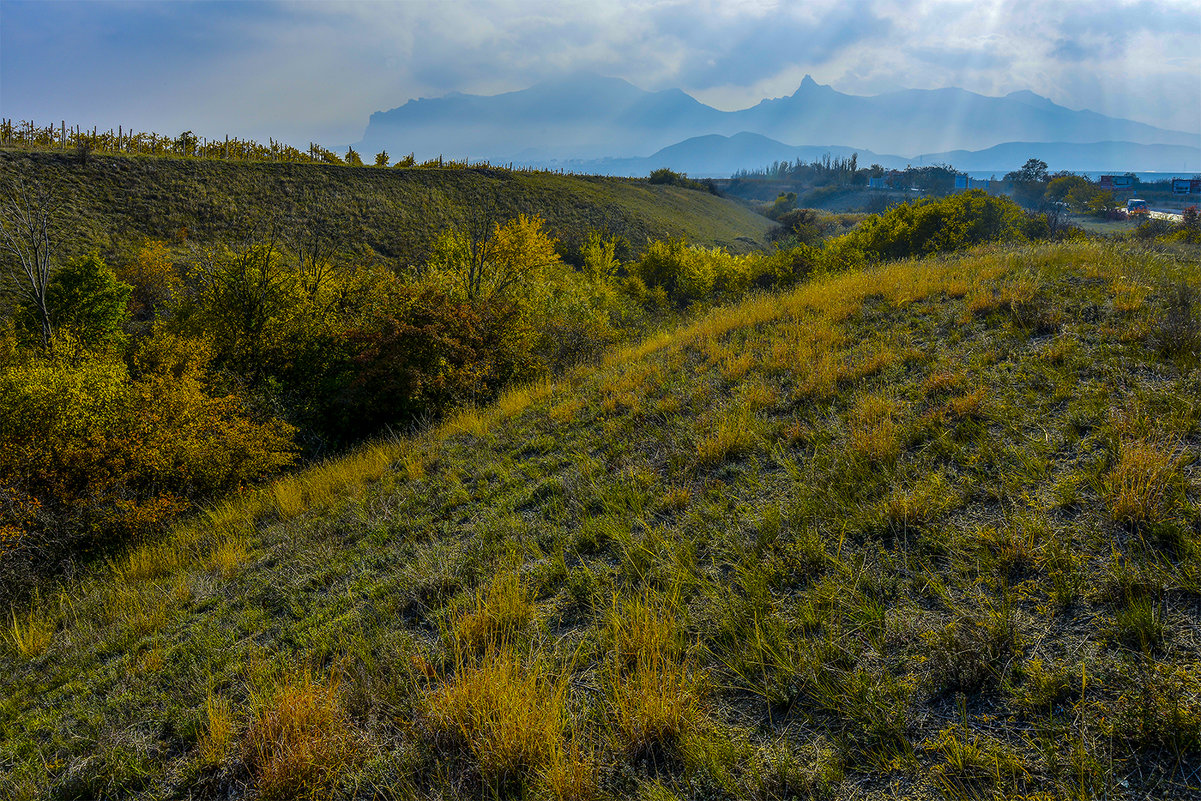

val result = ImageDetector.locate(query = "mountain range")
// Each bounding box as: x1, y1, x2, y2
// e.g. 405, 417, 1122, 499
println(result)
546, 133, 1201, 178
355, 73, 1201, 175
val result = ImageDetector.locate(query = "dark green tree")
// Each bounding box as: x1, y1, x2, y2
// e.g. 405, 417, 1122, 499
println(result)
1005, 159, 1051, 208
42, 252, 132, 347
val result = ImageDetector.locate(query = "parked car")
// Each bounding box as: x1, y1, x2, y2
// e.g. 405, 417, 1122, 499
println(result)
1125, 198, 1149, 217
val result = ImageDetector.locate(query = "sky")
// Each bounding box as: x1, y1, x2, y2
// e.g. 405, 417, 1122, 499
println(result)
2, 0, 1199, 148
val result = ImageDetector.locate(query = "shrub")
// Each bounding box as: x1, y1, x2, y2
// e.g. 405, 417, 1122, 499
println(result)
769, 208, 834, 246
843, 190, 1027, 261
0, 340, 294, 575
119, 240, 180, 322
647, 168, 713, 193
330, 284, 539, 440
44, 252, 131, 347
632, 238, 770, 306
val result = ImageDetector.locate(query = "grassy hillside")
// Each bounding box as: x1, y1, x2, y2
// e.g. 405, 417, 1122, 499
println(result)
3, 240, 1200, 799
0, 151, 774, 265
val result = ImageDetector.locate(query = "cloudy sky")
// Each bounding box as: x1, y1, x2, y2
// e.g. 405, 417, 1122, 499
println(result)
2, 0, 1198, 147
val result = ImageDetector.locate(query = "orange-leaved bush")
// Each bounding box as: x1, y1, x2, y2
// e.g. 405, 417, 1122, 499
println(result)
0, 331, 295, 570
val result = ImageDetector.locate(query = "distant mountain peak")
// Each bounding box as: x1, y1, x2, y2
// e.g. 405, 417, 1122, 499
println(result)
796, 74, 820, 92
1004, 89, 1057, 110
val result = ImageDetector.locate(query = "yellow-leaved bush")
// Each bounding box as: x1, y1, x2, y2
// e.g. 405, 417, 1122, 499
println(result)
0, 331, 295, 565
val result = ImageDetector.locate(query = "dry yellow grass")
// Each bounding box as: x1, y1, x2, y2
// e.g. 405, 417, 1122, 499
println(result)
208, 532, 249, 578
452, 571, 537, 651
271, 442, 398, 520
426, 650, 568, 787
886, 471, 954, 531
397, 445, 428, 481
604, 595, 705, 757
720, 351, 756, 382
540, 735, 599, 801
1106, 438, 1187, 525
738, 378, 778, 412
496, 377, 556, 418
1111, 277, 1148, 313
8, 604, 54, 659
923, 370, 966, 396
199, 692, 236, 766
947, 386, 988, 420
966, 288, 1000, 317
108, 585, 171, 639
844, 346, 900, 382
110, 541, 183, 584
243, 671, 360, 800
695, 405, 757, 465
848, 393, 904, 463
550, 397, 586, 426
442, 405, 491, 440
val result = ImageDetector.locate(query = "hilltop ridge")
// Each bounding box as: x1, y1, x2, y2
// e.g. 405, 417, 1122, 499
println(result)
0, 149, 774, 264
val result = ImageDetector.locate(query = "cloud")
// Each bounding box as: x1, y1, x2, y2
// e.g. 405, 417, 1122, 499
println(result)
659, 2, 894, 89
1, 0, 1197, 145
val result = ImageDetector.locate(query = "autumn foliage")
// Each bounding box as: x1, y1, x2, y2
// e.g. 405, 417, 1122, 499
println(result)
0, 333, 294, 568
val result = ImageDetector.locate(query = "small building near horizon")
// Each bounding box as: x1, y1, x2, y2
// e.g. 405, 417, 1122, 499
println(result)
954, 175, 994, 191
1099, 175, 1135, 191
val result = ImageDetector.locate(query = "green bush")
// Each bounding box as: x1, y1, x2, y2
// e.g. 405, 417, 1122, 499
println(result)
841, 190, 1027, 260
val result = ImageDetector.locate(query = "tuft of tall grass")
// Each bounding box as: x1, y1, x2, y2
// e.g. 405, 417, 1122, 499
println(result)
695, 404, 758, 466
452, 571, 537, 651
198, 692, 236, 766
539, 735, 600, 801
1111, 594, 1165, 652
271, 441, 398, 520
207, 531, 249, 578
1105, 438, 1187, 525
243, 671, 361, 800
928, 722, 1028, 797
923, 603, 1017, 693
1111, 276, 1148, 313
425, 649, 570, 790
441, 405, 490, 440
8, 603, 54, 658
109, 541, 183, 584
885, 470, 955, 532
848, 393, 904, 463
604, 595, 706, 760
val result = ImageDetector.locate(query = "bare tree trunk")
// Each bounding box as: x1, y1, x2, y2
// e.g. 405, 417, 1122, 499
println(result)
0, 179, 60, 349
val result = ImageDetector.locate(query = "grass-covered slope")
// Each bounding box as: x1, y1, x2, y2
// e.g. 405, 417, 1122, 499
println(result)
3, 241, 1201, 800
0, 151, 773, 264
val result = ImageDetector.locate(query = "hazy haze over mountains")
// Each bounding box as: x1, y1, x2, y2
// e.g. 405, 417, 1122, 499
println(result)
549, 134, 1201, 179
356, 72, 1200, 174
